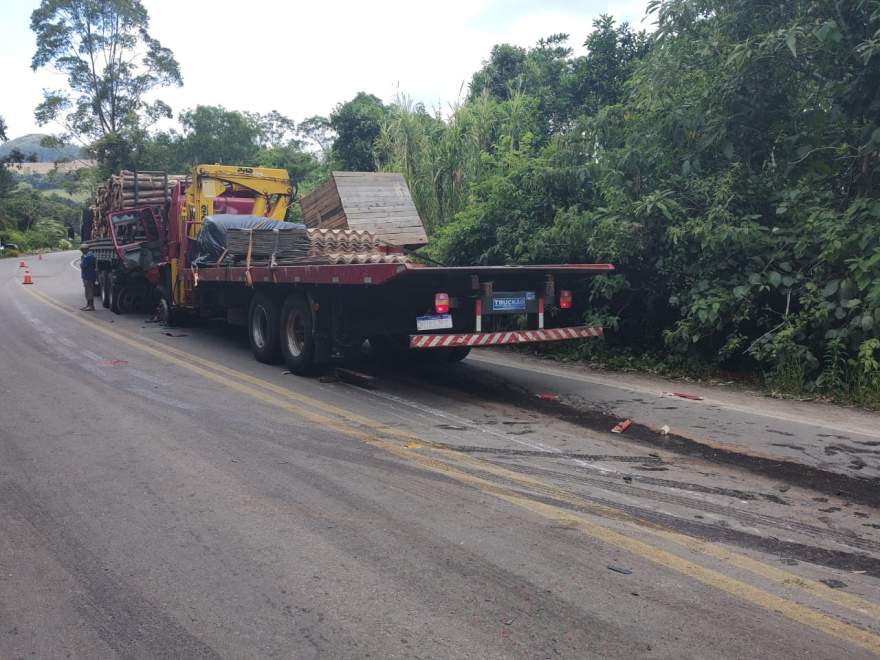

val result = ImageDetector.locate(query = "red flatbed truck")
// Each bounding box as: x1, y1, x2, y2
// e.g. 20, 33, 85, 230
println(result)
189, 259, 612, 374
93, 165, 613, 374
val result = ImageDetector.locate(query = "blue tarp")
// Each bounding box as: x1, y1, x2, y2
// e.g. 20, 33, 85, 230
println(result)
191, 215, 306, 266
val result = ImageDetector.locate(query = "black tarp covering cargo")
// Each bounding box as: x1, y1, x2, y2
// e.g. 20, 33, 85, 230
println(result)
191, 215, 308, 266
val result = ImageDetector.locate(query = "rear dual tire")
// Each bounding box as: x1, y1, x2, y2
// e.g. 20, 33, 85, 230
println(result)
280, 294, 316, 375
248, 292, 282, 364
248, 292, 317, 375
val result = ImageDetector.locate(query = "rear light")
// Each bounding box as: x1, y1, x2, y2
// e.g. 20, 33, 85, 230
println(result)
434, 292, 450, 314
559, 290, 572, 309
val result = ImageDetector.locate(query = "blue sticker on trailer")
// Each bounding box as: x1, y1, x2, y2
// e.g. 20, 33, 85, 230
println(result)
492, 296, 527, 312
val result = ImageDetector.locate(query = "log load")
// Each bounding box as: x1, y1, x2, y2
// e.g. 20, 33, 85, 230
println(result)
92, 171, 187, 239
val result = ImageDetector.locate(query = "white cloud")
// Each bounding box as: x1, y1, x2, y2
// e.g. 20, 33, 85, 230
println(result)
0, 0, 650, 138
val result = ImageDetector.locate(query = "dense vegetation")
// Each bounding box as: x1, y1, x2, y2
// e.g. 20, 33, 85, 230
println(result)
7, 0, 879, 403
326, 1, 880, 405
0, 122, 79, 252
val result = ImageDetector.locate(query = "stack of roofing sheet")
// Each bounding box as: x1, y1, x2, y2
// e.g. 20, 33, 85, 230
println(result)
225, 221, 310, 264
307, 228, 378, 256
322, 253, 410, 264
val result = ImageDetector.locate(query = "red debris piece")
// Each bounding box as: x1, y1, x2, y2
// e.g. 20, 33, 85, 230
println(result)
611, 419, 633, 434
536, 392, 559, 401
665, 391, 704, 401
110, 359, 128, 366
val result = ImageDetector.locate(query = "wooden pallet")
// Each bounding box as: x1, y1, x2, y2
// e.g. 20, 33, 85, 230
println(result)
299, 172, 428, 248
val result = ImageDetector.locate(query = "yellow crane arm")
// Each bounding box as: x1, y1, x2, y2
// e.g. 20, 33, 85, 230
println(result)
184, 164, 293, 239
171, 164, 294, 306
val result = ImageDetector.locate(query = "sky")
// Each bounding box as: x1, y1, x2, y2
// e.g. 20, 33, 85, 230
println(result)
0, 0, 652, 139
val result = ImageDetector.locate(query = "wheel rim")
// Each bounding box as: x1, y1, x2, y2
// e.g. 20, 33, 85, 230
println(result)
156, 299, 170, 325
285, 310, 306, 358
252, 305, 269, 349
117, 288, 135, 313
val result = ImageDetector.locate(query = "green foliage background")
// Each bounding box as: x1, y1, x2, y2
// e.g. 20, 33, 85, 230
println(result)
333, 1, 880, 403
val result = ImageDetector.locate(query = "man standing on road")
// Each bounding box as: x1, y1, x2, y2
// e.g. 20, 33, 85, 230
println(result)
79, 243, 97, 311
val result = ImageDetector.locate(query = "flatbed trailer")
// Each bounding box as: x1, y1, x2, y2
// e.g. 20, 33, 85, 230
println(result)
88, 165, 614, 374
185, 259, 613, 374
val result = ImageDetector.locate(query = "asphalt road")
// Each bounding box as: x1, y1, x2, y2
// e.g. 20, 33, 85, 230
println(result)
1, 251, 879, 659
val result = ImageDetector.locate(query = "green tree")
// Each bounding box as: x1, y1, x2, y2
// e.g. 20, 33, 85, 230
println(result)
176, 105, 261, 166
0, 116, 11, 198
330, 93, 387, 170
469, 43, 528, 100
572, 16, 649, 114
297, 115, 335, 160
30, 0, 182, 172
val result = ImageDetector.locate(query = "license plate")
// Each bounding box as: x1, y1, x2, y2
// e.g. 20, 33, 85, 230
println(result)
416, 314, 453, 331
492, 296, 527, 312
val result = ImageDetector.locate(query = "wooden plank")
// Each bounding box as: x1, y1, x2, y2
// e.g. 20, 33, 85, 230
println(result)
350, 221, 425, 231
332, 171, 402, 178
300, 172, 428, 245
300, 178, 340, 228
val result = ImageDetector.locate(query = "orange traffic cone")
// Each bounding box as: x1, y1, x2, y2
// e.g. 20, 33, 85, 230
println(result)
19, 260, 27, 268
22, 270, 34, 285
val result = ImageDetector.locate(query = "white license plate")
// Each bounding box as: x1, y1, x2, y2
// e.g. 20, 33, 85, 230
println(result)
416, 314, 453, 331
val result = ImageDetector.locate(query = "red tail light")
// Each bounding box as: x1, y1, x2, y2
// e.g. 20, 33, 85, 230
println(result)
559, 290, 572, 309
435, 292, 450, 314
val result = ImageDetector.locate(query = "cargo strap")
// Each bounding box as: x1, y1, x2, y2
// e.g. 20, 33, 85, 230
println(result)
244, 229, 254, 287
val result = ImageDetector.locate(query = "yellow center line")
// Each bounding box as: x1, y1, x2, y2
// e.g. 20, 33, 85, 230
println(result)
20, 284, 880, 653
30, 286, 879, 621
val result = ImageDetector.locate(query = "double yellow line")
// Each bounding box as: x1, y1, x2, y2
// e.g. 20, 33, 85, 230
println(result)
21, 284, 880, 653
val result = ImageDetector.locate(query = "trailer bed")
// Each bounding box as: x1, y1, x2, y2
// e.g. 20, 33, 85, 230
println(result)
192, 262, 614, 287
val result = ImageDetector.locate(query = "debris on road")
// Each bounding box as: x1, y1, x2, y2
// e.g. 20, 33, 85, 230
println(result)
101, 359, 129, 366
820, 579, 847, 589
663, 391, 704, 401
611, 419, 633, 434
660, 424, 670, 436
607, 565, 633, 575
537, 392, 559, 401
335, 367, 377, 390
164, 332, 188, 337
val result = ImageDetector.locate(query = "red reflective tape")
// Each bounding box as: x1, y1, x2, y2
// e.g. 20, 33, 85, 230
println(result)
409, 326, 604, 349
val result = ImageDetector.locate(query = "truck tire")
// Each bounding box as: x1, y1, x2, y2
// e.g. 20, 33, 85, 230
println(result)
109, 278, 120, 314
100, 272, 110, 308
248, 292, 282, 363
114, 286, 136, 314
280, 293, 316, 375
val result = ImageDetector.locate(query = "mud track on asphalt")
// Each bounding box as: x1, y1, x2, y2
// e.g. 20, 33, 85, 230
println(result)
374, 362, 880, 508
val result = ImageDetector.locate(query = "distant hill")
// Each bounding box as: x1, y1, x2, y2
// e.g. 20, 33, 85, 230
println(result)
0, 134, 86, 162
